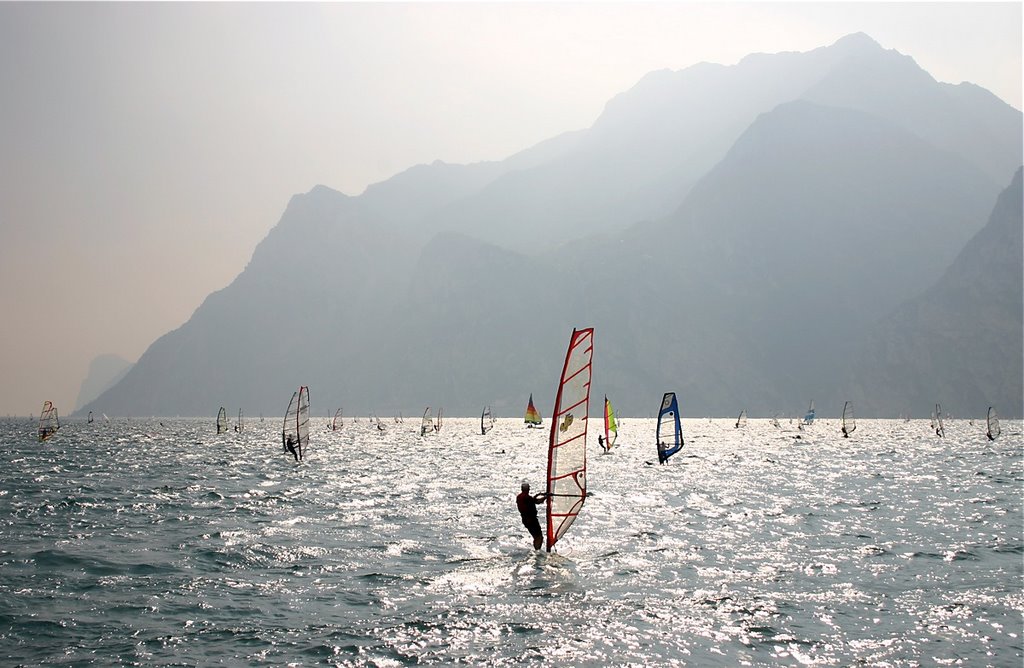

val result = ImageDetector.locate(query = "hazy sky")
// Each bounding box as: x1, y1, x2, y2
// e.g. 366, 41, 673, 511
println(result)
0, 2, 1020, 417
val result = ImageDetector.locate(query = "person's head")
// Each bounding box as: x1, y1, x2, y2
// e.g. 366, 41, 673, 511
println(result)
521, 481, 530, 492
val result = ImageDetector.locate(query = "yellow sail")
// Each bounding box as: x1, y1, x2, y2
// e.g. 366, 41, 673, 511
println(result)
603, 396, 618, 450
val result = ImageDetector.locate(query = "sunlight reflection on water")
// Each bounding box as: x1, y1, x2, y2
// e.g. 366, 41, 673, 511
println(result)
0, 416, 1020, 665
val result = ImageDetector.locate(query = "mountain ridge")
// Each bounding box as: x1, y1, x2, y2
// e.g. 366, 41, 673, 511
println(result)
76, 33, 1023, 419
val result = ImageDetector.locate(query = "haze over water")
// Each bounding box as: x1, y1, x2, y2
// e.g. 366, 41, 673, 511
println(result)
1, 417, 1020, 666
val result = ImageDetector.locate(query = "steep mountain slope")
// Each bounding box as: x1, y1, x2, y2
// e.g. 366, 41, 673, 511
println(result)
847, 168, 1023, 417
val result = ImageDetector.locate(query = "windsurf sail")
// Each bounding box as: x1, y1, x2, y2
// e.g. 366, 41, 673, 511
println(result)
87, 411, 94, 424
655, 392, 683, 463
525, 394, 542, 427
935, 403, 945, 438
986, 406, 1000, 441
420, 407, 433, 436
38, 401, 59, 442
841, 401, 856, 437
603, 395, 618, 451
237, 408, 243, 433
481, 405, 494, 435
735, 409, 747, 429
803, 400, 815, 425
545, 327, 594, 552
217, 407, 228, 434
282, 386, 310, 460
434, 408, 443, 432
332, 408, 343, 431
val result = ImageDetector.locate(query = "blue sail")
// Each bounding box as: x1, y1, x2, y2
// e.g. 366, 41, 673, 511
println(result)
803, 400, 815, 425
656, 392, 683, 463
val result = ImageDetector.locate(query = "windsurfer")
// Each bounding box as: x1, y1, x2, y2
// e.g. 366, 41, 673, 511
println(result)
285, 434, 300, 461
598, 435, 605, 450
516, 482, 548, 550
657, 441, 668, 464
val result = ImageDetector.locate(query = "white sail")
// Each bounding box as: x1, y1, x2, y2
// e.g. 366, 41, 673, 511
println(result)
282, 386, 310, 460
216, 407, 228, 434
842, 401, 856, 437
481, 405, 494, 435
545, 327, 594, 552
986, 407, 1001, 441
420, 407, 433, 436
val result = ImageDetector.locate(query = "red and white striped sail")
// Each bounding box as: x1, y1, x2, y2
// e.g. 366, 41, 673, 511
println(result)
545, 327, 594, 552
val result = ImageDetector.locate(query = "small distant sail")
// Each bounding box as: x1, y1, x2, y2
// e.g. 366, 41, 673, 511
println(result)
545, 327, 594, 552
38, 401, 59, 442
434, 408, 443, 432
102, 413, 110, 422
986, 407, 1001, 441
770, 414, 781, 428
236, 408, 243, 433
281, 386, 310, 461
525, 394, 542, 427
803, 400, 815, 425
87, 411, 94, 424
603, 396, 618, 451
735, 409, 747, 429
332, 408, 343, 431
420, 407, 433, 436
216, 407, 228, 434
480, 405, 494, 435
656, 392, 683, 464
935, 403, 945, 438
841, 401, 856, 437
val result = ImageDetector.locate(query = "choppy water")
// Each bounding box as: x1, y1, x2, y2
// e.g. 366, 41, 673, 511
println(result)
0, 416, 1020, 666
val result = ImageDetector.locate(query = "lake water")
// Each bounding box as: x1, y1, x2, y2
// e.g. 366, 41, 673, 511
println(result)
1, 416, 1021, 666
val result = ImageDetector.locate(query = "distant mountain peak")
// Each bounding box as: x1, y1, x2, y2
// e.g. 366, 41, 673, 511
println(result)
831, 32, 883, 51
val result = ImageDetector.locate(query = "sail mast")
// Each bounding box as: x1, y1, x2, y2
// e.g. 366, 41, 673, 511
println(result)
545, 327, 594, 552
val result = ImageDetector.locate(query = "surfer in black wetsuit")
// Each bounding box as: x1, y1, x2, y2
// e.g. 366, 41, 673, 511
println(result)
285, 434, 300, 461
657, 441, 668, 464
516, 482, 548, 550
